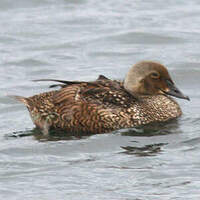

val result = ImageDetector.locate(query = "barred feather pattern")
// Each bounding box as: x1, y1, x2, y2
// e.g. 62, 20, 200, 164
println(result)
17, 78, 182, 135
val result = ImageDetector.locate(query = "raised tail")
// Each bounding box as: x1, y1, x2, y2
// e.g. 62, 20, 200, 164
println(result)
9, 95, 29, 106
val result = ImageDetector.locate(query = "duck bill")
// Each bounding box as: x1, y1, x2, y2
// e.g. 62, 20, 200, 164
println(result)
163, 80, 190, 101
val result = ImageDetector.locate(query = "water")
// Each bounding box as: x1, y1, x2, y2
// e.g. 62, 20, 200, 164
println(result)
0, 0, 200, 199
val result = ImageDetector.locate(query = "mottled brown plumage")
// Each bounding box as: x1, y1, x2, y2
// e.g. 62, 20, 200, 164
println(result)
13, 61, 189, 135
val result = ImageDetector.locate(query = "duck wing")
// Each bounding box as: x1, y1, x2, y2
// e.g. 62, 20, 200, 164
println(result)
35, 76, 135, 108
80, 82, 134, 108
96, 75, 110, 81
33, 75, 111, 88
33, 79, 88, 88
52, 78, 133, 107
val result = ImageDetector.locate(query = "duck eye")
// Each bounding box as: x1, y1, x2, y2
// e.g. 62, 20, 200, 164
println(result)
151, 72, 160, 79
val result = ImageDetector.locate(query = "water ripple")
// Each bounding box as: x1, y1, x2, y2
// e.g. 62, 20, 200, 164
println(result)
0, 0, 200, 199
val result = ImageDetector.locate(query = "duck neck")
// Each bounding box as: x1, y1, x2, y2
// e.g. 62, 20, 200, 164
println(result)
123, 78, 145, 97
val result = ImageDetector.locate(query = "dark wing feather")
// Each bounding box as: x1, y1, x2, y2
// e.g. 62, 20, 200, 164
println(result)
37, 77, 136, 108
33, 76, 110, 89
33, 79, 84, 86
80, 80, 135, 108
97, 75, 110, 81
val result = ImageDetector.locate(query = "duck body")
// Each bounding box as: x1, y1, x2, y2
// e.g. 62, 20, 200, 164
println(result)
13, 61, 188, 135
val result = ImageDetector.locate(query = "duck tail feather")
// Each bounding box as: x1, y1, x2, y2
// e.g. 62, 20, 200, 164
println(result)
8, 95, 28, 106
33, 79, 82, 85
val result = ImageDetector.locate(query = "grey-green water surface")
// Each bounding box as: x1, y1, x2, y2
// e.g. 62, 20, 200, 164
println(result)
0, 0, 200, 199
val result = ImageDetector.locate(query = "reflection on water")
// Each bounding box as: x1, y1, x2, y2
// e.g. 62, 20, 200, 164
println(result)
5, 128, 89, 142
0, 0, 200, 199
33, 129, 90, 142
6, 118, 182, 142
5, 129, 34, 139
121, 143, 167, 157
120, 119, 182, 136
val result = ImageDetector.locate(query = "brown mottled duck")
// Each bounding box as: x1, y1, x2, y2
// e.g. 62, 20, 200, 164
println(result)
12, 61, 189, 135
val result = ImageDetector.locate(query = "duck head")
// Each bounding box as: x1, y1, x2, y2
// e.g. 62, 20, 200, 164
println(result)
124, 61, 190, 100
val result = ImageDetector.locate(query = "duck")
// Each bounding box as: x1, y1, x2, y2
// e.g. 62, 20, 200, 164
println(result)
12, 61, 189, 135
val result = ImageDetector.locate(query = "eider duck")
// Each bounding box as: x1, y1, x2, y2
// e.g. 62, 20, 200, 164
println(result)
13, 61, 189, 135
